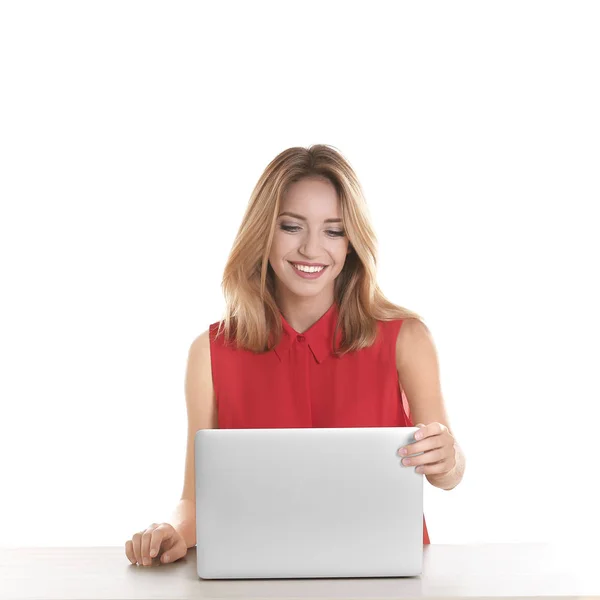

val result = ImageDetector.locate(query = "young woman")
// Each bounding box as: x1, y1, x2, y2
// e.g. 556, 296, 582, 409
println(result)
125, 144, 466, 566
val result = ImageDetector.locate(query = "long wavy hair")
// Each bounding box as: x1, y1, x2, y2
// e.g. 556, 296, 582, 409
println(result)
214, 144, 425, 357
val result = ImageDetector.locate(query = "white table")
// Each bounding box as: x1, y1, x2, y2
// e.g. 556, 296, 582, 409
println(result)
1, 543, 597, 599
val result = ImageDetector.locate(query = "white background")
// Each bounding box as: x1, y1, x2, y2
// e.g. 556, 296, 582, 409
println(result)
1, 1, 598, 549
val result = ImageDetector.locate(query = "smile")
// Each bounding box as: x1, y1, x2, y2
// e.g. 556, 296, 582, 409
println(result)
289, 261, 328, 279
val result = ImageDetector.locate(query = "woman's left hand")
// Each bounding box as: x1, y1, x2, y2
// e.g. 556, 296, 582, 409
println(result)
397, 422, 457, 477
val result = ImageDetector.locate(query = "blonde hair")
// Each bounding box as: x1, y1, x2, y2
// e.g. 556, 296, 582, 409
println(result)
214, 144, 425, 357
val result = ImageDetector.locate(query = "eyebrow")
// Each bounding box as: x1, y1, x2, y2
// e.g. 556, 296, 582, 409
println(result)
278, 211, 342, 223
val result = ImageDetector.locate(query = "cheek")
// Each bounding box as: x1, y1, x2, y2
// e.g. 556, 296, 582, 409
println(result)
271, 233, 297, 255
333, 243, 349, 262
268, 238, 290, 265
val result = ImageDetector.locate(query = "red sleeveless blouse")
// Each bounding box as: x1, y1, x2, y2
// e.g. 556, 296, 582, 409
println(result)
208, 300, 430, 544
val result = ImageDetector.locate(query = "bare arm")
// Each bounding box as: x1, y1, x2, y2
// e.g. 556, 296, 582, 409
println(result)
396, 318, 466, 491
171, 328, 217, 548
170, 499, 196, 549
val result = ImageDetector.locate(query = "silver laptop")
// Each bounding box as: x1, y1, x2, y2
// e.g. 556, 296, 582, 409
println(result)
194, 426, 424, 579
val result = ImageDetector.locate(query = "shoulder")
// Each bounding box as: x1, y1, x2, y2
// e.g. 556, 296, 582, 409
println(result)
189, 328, 211, 358
208, 318, 222, 335
207, 318, 229, 343
394, 318, 436, 368
205, 318, 241, 352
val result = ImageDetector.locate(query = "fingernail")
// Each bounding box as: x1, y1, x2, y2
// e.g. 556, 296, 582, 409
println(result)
143, 558, 150, 565
163, 554, 169, 562
150, 548, 157, 557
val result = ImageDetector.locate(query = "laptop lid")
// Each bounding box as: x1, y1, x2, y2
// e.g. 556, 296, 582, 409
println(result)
195, 426, 424, 579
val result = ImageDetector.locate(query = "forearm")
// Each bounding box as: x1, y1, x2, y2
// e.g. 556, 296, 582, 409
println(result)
170, 498, 197, 548
426, 443, 466, 491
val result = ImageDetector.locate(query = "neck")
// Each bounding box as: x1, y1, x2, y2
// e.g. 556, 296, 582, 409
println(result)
275, 291, 335, 334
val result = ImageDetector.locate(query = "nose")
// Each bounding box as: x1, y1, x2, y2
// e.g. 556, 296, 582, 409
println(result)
299, 229, 322, 258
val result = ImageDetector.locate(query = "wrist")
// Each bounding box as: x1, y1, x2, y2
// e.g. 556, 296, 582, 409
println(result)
426, 444, 465, 490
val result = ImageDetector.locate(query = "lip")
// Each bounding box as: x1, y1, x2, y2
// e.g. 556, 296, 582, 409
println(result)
288, 261, 328, 280
289, 261, 328, 267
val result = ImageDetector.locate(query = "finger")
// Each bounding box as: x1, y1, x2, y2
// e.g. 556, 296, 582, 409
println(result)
404, 447, 445, 466
414, 423, 428, 440
140, 524, 160, 565
125, 540, 137, 565
401, 435, 441, 457
414, 422, 446, 441
132, 532, 143, 564
419, 458, 450, 475
161, 537, 187, 564
149, 524, 173, 559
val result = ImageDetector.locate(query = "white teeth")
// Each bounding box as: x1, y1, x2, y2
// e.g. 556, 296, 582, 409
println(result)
292, 263, 325, 273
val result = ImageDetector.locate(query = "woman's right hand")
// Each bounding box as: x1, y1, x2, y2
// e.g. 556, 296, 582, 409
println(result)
125, 522, 188, 566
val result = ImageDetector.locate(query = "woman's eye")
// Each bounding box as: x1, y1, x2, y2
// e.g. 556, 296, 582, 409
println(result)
280, 225, 344, 237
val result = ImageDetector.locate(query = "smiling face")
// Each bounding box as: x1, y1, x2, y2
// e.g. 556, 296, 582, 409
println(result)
268, 177, 352, 303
